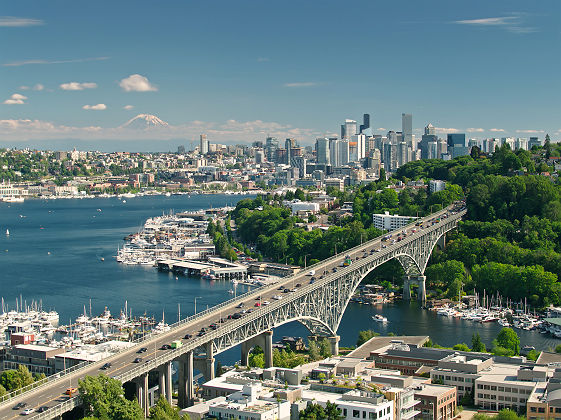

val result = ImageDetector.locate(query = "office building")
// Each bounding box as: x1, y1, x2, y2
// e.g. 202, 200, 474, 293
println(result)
372, 212, 417, 231
200, 134, 209, 155
265, 137, 279, 161
315, 138, 330, 165
402, 113, 414, 150
414, 384, 457, 420
529, 137, 542, 149
351, 133, 367, 160
419, 124, 438, 160
360, 114, 371, 133
429, 180, 446, 193
329, 138, 340, 167
338, 140, 350, 166
447, 134, 468, 158
383, 143, 397, 173
342, 119, 358, 140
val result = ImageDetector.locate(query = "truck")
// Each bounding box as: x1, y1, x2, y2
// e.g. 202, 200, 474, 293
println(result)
170, 340, 183, 349
343, 255, 352, 266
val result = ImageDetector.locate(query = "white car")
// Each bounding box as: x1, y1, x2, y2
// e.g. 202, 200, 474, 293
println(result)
262, 301, 271, 306
272, 295, 283, 300
21, 408, 35, 416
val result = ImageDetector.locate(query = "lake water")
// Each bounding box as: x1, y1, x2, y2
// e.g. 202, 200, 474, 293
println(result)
0, 194, 558, 365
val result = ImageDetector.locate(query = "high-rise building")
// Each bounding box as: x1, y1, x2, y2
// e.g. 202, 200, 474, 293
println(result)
529, 137, 542, 149
425, 123, 436, 135
359, 114, 370, 133
200, 134, 209, 155
342, 119, 357, 140
265, 137, 279, 161
329, 138, 340, 167
383, 143, 397, 172
285, 138, 297, 165
447, 134, 468, 158
351, 134, 366, 160
338, 140, 350, 165
315, 138, 330, 165
402, 113, 413, 150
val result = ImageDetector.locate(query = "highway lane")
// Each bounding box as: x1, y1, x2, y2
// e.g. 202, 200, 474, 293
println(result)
0, 203, 465, 419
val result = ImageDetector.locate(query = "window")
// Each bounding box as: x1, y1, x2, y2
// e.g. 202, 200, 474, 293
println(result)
369, 413, 376, 419
555, 408, 561, 414
477, 384, 483, 389
343, 409, 348, 417
538, 408, 545, 413
491, 386, 497, 391
353, 410, 360, 418
498, 387, 504, 392
363, 412, 366, 418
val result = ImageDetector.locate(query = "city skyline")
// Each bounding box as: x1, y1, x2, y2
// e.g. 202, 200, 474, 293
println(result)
1, 0, 559, 149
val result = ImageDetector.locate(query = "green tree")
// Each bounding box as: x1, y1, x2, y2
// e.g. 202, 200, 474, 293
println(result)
453, 343, 471, 352
555, 344, 561, 354
300, 402, 344, 420
150, 396, 190, 420
0, 383, 6, 397
356, 330, 379, 347
471, 333, 486, 353
319, 339, 332, 358
79, 374, 143, 420
495, 328, 520, 355
309, 341, 321, 361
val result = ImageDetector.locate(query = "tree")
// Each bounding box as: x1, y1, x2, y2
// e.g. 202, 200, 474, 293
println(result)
300, 402, 344, 420
555, 344, 561, 354
0, 383, 6, 398
545, 134, 552, 159
325, 401, 344, 420
496, 328, 520, 355
453, 343, 471, 352
79, 374, 143, 420
309, 340, 321, 361
319, 339, 332, 358
356, 330, 379, 347
471, 333, 486, 353
150, 396, 190, 420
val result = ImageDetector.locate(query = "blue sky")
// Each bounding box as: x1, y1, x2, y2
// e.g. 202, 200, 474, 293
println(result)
1, 0, 560, 149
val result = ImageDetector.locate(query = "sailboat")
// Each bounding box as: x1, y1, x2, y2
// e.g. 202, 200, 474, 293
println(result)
5, 229, 9, 236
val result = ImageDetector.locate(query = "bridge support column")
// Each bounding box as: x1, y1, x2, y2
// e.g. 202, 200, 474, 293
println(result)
403, 277, 412, 300
328, 335, 340, 356
158, 361, 172, 404
177, 351, 194, 409
135, 373, 149, 418
240, 331, 273, 368
417, 276, 426, 304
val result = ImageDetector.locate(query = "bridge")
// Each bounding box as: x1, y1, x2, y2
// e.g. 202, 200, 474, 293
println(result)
0, 204, 466, 419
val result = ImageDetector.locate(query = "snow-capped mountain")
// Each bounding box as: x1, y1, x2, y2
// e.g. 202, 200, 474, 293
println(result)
121, 114, 169, 129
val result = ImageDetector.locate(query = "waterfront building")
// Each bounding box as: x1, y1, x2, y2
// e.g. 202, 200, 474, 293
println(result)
372, 212, 417, 231
414, 384, 456, 420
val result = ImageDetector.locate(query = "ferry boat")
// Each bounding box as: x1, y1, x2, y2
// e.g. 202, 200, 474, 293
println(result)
372, 314, 388, 323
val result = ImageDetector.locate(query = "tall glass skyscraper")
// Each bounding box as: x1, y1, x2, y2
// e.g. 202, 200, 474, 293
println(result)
402, 113, 413, 149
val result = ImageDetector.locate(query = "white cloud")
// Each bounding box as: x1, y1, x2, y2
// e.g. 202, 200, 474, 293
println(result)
283, 82, 319, 88
467, 127, 485, 132
3, 93, 27, 105
0, 16, 44, 27
60, 82, 97, 91
123, 105, 135, 110
454, 14, 536, 34
516, 129, 545, 134
455, 16, 518, 26
0, 117, 321, 143
33, 83, 44, 91
119, 74, 157, 92
3, 56, 109, 67
19, 86, 30, 90
490, 128, 505, 132
82, 104, 107, 111
435, 127, 460, 134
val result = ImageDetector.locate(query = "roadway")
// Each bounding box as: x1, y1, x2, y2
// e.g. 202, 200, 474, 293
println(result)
0, 202, 465, 419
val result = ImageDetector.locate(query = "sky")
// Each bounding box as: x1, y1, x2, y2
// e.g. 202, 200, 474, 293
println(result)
1, 0, 560, 151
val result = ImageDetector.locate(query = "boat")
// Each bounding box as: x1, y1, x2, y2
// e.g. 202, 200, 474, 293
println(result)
372, 314, 388, 323
2, 196, 24, 203
5, 229, 9, 236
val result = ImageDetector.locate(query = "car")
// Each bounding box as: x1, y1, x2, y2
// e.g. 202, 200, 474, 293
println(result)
160, 344, 171, 350
232, 313, 242, 319
219, 318, 226, 323
295, 283, 302, 288
21, 408, 35, 416
37, 406, 49, 413
262, 301, 270, 305
137, 347, 147, 353
210, 324, 218, 330
241, 309, 247, 314
247, 308, 254, 313
283, 288, 291, 293
100, 362, 112, 370
13, 402, 27, 410
184, 334, 192, 339
66, 387, 78, 396
254, 302, 261, 307
277, 286, 285, 290
133, 357, 142, 363
227, 314, 233, 319
255, 296, 261, 300
272, 295, 283, 300
310, 279, 315, 284
236, 303, 244, 308
197, 331, 206, 336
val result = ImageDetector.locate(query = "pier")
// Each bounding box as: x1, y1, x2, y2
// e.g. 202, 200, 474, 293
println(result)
157, 257, 248, 280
